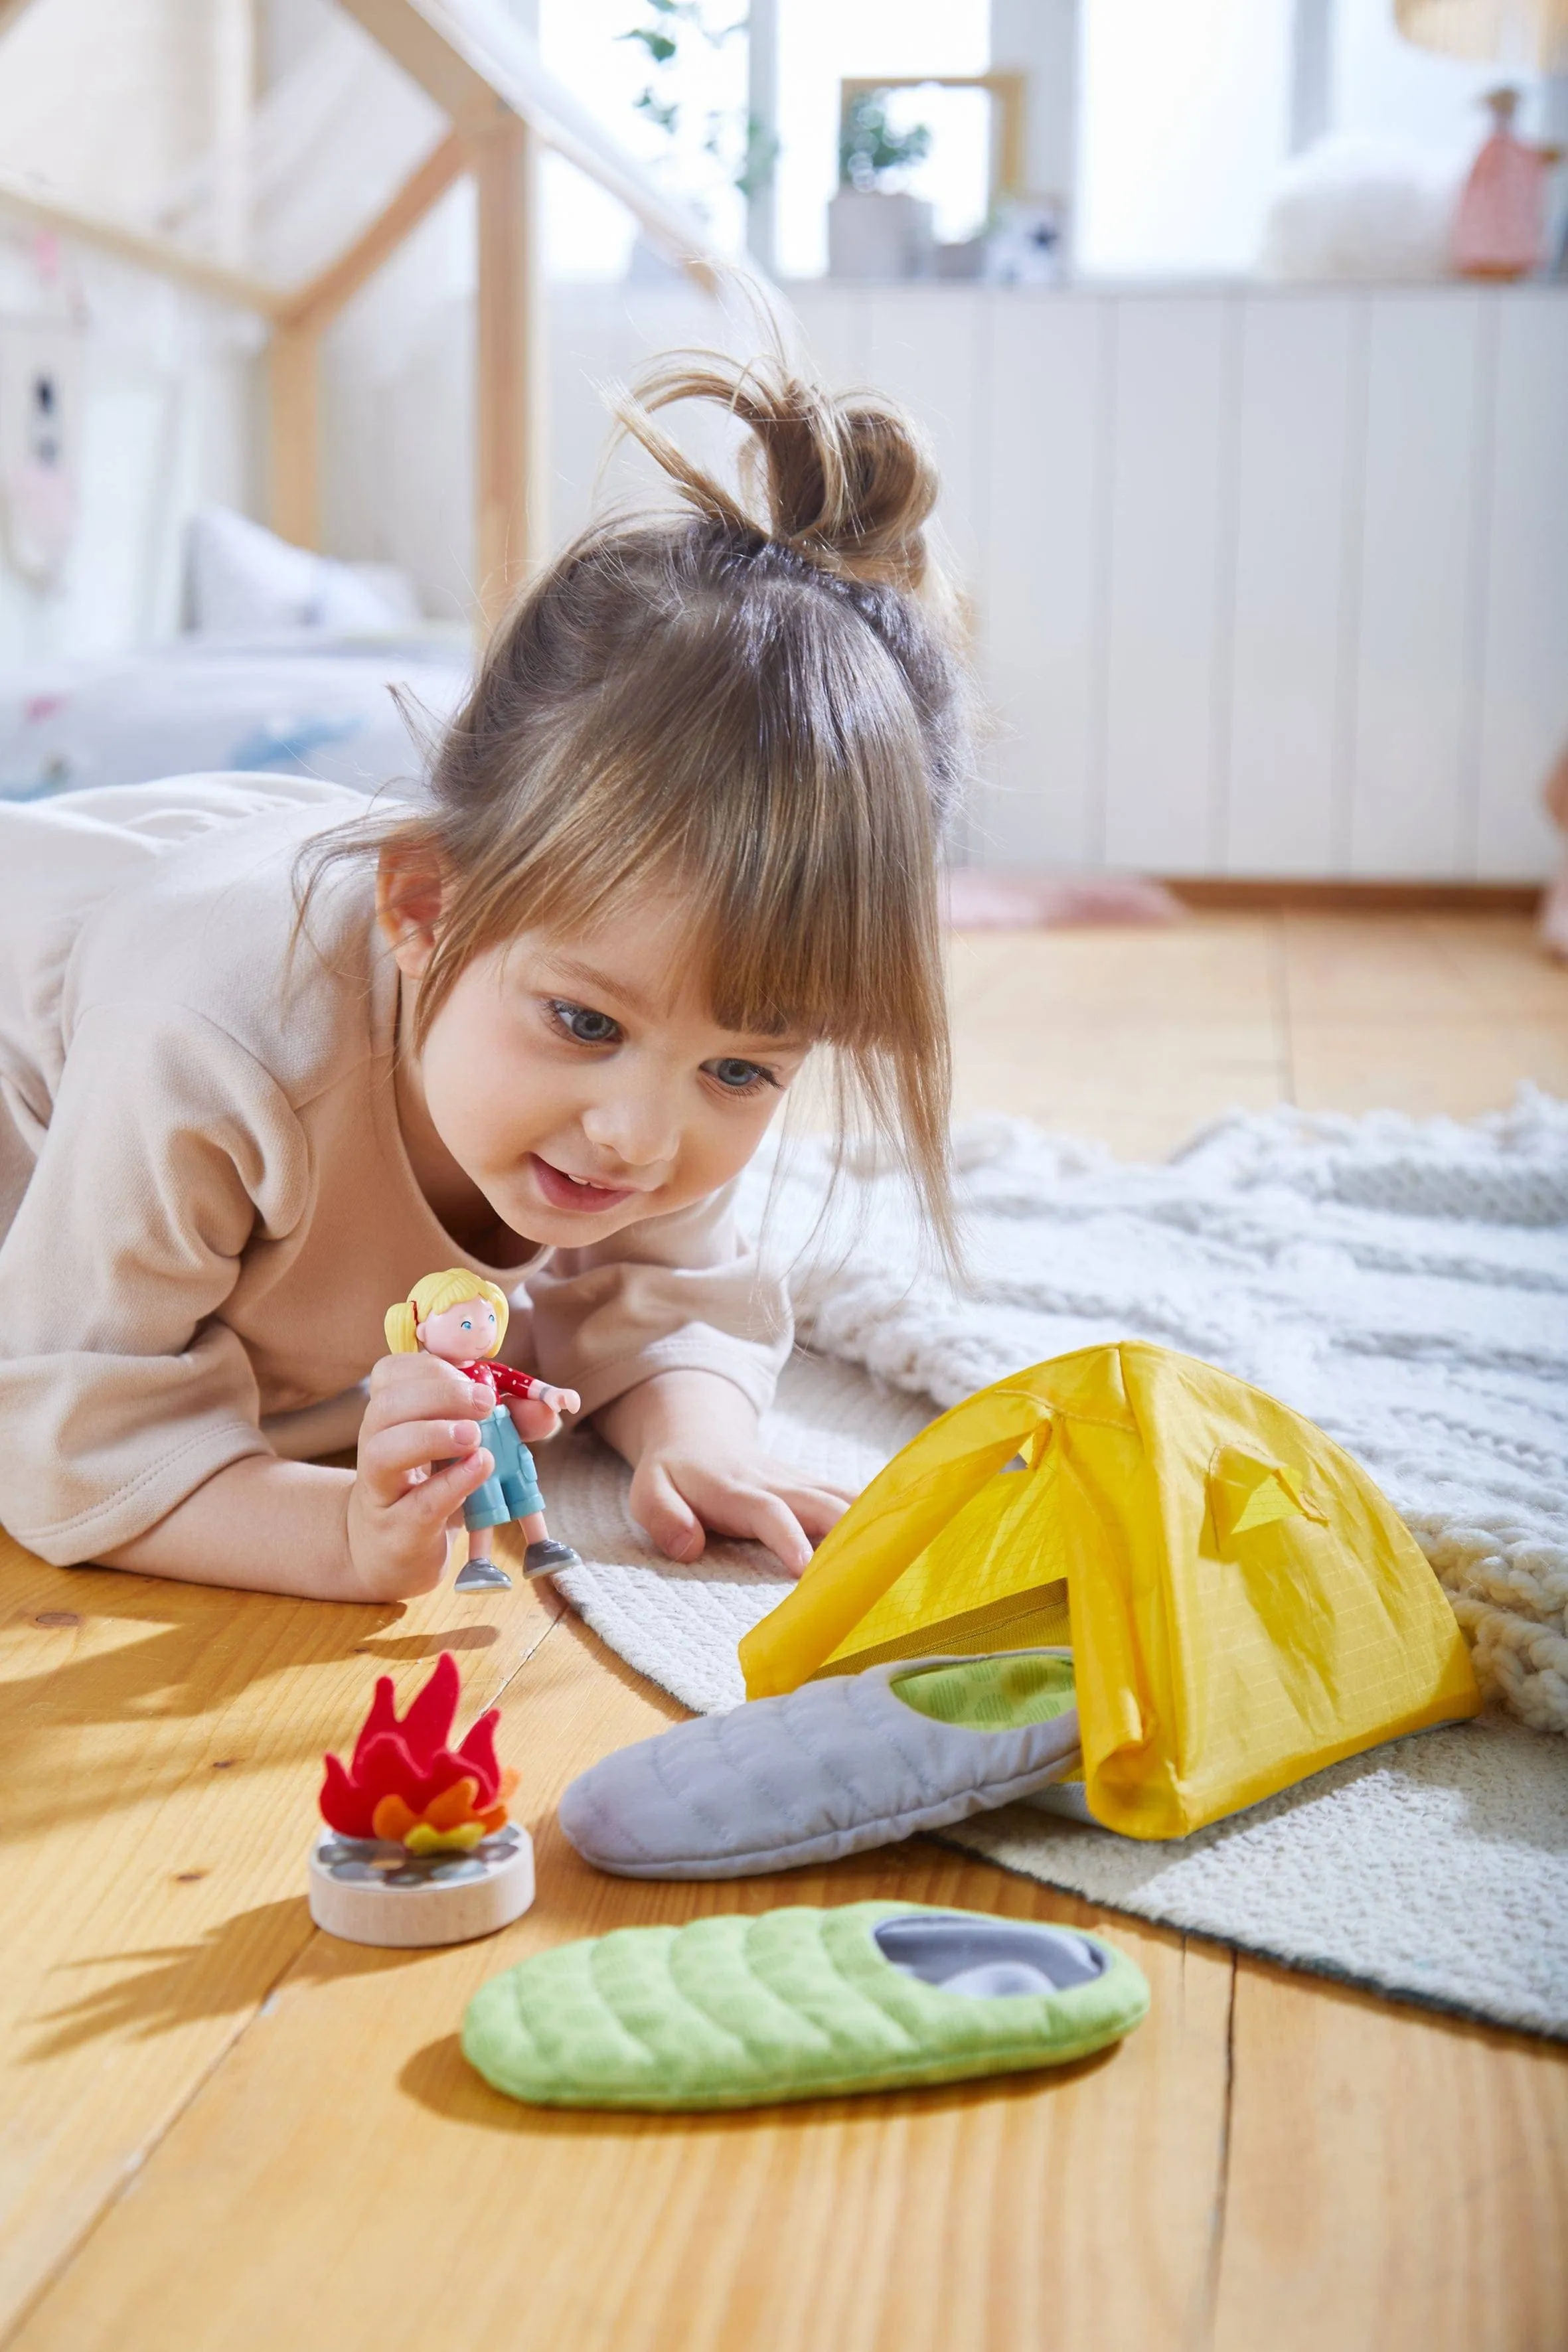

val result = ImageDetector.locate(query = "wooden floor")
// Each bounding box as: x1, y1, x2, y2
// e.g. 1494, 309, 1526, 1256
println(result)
2, 910, 1565, 2352
948, 905, 1568, 1160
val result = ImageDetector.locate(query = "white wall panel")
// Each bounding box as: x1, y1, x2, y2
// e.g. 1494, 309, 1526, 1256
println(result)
321, 187, 477, 621
366, 293, 475, 621
857, 289, 987, 860
862, 287, 986, 581
1473, 291, 1568, 878
551, 283, 771, 543
314, 275, 1568, 879
788, 284, 869, 394
1224, 294, 1355, 875
1101, 296, 1235, 873
548, 287, 627, 547
1348, 291, 1486, 877
975, 291, 1109, 866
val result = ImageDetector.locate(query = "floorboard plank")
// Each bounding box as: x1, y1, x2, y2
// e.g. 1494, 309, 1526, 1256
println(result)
949, 917, 1293, 1156
1281, 910, 1568, 1114
1214, 1960, 1568, 2352
1289, 1015, 1568, 1115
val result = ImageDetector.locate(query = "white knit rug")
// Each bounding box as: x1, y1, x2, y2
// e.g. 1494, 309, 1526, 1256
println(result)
548, 1093, 1568, 2039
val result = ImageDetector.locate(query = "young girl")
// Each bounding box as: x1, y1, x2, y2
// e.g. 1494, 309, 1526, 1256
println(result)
0, 353, 969, 1603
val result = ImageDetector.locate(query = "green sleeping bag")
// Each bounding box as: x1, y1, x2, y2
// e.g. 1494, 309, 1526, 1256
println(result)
462, 1900, 1149, 2111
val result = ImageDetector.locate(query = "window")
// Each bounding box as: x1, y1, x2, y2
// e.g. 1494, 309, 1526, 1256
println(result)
537, 0, 990, 279
538, 0, 749, 277
1077, 0, 1295, 276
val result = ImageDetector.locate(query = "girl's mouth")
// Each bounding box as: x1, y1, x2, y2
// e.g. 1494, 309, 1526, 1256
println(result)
528, 1154, 639, 1214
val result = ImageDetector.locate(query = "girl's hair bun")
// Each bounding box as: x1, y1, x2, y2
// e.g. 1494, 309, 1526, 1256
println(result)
614, 349, 940, 601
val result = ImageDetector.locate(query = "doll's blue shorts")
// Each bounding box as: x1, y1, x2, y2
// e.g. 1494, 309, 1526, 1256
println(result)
463, 1406, 544, 1531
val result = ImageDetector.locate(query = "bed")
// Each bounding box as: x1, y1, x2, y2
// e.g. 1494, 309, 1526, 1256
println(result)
0, 627, 473, 804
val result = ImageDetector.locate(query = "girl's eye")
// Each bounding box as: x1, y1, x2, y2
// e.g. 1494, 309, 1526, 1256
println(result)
461, 1320, 472, 1330
549, 999, 621, 1046
707, 1057, 777, 1097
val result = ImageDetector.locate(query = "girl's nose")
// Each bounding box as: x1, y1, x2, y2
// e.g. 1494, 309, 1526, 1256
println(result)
580, 1083, 680, 1172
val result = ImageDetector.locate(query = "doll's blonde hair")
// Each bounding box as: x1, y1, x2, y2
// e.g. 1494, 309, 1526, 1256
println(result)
384, 1269, 510, 1358
301, 342, 973, 1266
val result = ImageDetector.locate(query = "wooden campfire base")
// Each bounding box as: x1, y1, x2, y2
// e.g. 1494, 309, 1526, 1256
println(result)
307, 1822, 536, 1948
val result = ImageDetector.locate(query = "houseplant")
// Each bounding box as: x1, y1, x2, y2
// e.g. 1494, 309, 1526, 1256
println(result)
828, 92, 936, 280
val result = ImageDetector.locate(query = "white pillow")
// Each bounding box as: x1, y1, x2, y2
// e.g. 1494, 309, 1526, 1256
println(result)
187, 506, 423, 634
1258, 136, 1460, 283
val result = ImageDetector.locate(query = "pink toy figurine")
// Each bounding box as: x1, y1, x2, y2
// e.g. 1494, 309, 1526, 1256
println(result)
384, 1269, 582, 1592
1452, 88, 1559, 281
1540, 741, 1568, 963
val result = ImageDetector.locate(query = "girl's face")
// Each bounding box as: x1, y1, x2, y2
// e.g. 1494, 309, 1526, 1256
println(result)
386, 887, 810, 1251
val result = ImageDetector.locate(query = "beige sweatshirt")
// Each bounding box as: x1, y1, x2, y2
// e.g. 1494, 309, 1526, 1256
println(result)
0, 777, 791, 1565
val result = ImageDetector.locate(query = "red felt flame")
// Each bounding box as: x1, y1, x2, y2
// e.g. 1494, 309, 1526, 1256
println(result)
319, 1652, 510, 1839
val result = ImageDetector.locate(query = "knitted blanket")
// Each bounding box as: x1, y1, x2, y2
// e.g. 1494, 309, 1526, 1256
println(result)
548, 1091, 1568, 2037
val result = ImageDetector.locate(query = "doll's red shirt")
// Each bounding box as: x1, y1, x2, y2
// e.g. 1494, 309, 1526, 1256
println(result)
459, 1360, 540, 1400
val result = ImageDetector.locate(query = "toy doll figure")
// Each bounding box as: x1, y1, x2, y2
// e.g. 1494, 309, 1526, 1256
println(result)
385, 1270, 583, 1592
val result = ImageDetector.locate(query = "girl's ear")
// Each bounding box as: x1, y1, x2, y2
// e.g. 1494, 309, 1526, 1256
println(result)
377, 843, 445, 979
414, 1318, 428, 1346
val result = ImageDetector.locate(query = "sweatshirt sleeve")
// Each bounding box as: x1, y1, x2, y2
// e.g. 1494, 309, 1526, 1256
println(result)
521, 1178, 791, 1418
0, 1004, 308, 1563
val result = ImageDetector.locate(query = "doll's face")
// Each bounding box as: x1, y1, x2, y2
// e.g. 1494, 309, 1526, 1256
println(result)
384, 881, 810, 1251
418, 1296, 501, 1365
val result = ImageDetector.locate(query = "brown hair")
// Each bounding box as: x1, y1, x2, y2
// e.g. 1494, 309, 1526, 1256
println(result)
304, 349, 972, 1256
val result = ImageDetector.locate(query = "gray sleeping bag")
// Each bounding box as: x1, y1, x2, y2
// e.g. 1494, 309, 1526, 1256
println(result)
558, 1650, 1082, 1880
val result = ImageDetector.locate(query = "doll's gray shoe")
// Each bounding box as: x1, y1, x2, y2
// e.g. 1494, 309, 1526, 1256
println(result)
558, 1649, 1081, 1880
455, 1556, 513, 1591
524, 1537, 582, 1579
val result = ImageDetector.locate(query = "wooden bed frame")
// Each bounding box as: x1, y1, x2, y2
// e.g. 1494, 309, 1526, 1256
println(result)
0, 0, 734, 624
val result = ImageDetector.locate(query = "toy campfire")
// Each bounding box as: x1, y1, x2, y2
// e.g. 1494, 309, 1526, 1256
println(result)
307, 1652, 535, 1948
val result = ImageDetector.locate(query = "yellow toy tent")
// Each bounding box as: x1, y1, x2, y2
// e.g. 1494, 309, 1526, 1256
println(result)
738, 1343, 1480, 1840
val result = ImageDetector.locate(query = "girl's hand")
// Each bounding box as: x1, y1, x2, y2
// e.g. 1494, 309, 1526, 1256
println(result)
629, 1444, 854, 1577
596, 1370, 856, 1578
347, 1351, 497, 1598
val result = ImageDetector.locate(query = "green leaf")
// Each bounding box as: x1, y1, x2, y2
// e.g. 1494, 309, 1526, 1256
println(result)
633, 90, 680, 135
734, 110, 779, 198
619, 26, 678, 62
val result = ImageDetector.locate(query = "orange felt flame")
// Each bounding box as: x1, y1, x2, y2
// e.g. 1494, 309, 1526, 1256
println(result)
370, 1776, 497, 1852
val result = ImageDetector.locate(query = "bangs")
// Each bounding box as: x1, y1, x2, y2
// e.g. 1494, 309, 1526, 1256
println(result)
422, 577, 947, 1067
